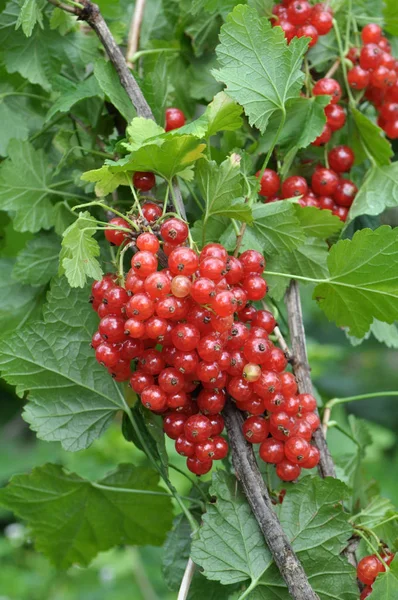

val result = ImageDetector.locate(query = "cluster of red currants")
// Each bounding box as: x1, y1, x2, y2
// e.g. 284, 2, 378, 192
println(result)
271, 0, 333, 49
347, 23, 398, 139
257, 144, 357, 221
357, 551, 395, 599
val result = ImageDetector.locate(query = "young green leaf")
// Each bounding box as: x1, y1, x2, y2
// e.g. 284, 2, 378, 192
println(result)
174, 92, 243, 139
368, 555, 398, 599
141, 51, 175, 123
314, 226, 398, 337
12, 233, 60, 286
94, 59, 136, 122
213, 5, 308, 132
46, 75, 103, 121
60, 211, 103, 288
0, 278, 127, 450
351, 108, 393, 167
15, 0, 44, 37
0, 140, 55, 233
0, 463, 173, 568
49, 6, 75, 35
349, 163, 398, 220
124, 117, 165, 151
81, 166, 129, 196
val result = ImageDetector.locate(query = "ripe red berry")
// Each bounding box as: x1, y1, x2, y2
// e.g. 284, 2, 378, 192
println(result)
197, 389, 226, 414
297, 24, 319, 48
325, 104, 346, 131
200, 243, 228, 262
284, 436, 311, 464
243, 336, 272, 364
142, 202, 162, 222
360, 43, 383, 70
165, 107, 186, 132
163, 412, 187, 439
282, 176, 308, 198
168, 247, 198, 276
301, 445, 320, 468
279, 19, 296, 43
280, 372, 297, 396
310, 9, 333, 35
213, 436, 229, 460
257, 168, 281, 197
91, 331, 103, 349
242, 275, 267, 301
133, 171, 156, 191
195, 439, 216, 461
184, 414, 212, 443
383, 119, 398, 139
126, 293, 155, 320
171, 323, 201, 352
371, 65, 397, 89
243, 416, 269, 443
199, 257, 226, 281
95, 343, 120, 367
198, 334, 224, 362
362, 23, 382, 44
228, 376, 253, 402
138, 349, 165, 375
186, 456, 212, 475
357, 555, 385, 586
131, 251, 158, 278
334, 179, 358, 206
136, 232, 160, 253
209, 414, 225, 436
238, 393, 265, 415
141, 385, 167, 411
297, 393, 317, 413
332, 205, 349, 221
239, 249, 265, 275
360, 587, 372, 600
276, 459, 301, 481
253, 370, 281, 399
129, 371, 154, 394
313, 78, 342, 105
99, 315, 126, 343
287, 0, 312, 25
212, 291, 237, 317
175, 435, 195, 457
252, 309, 276, 333
348, 65, 370, 90
312, 123, 332, 146
311, 168, 339, 196
328, 146, 355, 173
160, 218, 189, 245
105, 217, 131, 246
259, 438, 285, 463
269, 412, 295, 440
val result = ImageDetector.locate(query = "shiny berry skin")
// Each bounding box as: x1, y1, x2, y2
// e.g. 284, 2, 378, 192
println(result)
311, 168, 339, 196
279, 20, 296, 43
242, 275, 267, 301
136, 232, 160, 253
195, 439, 216, 461
310, 9, 333, 35
301, 445, 320, 468
197, 389, 226, 414
165, 107, 186, 132
91, 331, 103, 349
252, 309, 276, 333
125, 271, 144, 295
103, 285, 128, 310
282, 176, 308, 198
383, 118, 398, 139
129, 371, 154, 394
133, 171, 155, 191
186, 456, 212, 475
184, 414, 212, 443
297, 393, 317, 413
318, 196, 335, 210
257, 169, 280, 197
381, 102, 398, 121
360, 587, 372, 600
124, 318, 146, 338
362, 23, 382, 44
167, 391, 189, 410
190, 277, 215, 304
243, 416, 269, 443
238, 393, 265, 416
160, 218, 189, 245
168, 247, 198, 277
126, 293, 155, 320
276, 459, 301, 481
239, 249, 265, 275
303, 411, 321, 432
228, 376, 253, 402
198, 334, 224, 362
199, 257, 226, 281
200, 243, 228, 262
171, 323, 201, 352
158, 367, 184, 394
131, 251, 158, 278
91, 275, 116, 303
284, 395, 300, 415
163, 412, 187, 439
280, 372, 297, 396
348, 65, 370, 90
105, 217, 131, 246
142, 202, 162, 222
196, 361, 220, 383
259, 438, 285, 464
138, 349, 165, 375
297, 25, 318, 48
325, 104, 346, 131
328, 146, 355, 173
360, 44, 382, 70
95, 343, 120, 367
243, 337, 271, 364
213, 436, 229, 460
357, 555, 385, 586
332, 205, 348, 221
287, 0, 312, 25
209, 414, 225, 436
212, 291, 237, 317
253, 371, 282, 400
141, 385, 167, 411
144, 272, 171, 300
269, 412, 295, 440
224, 257, 243, 285
284, 436, 311, 464
334, 179, 358, 206
371, 65, 397, 89
99, 316, 126, 343
291, 418, 313, 441
170, 276, 190, 298
313, 78, 342, 105
312, 123, 332, 146
175, 435, 195, 457
226, 350, 245, 377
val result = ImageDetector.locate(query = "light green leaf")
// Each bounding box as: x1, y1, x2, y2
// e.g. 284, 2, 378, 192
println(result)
0, 463, 173, 568
15, 0, 44, 37
60, 211, 103, 288
370, 321, 398, 348
294, 205, 344, 238
0, 140, 55, 233
49, 6, 75, 35
240, 201, 306, 255
0, 277, 127, 450
46, 75, 102, 121
81, 166, 129, 196
368, 555, 398, 599
213, 5, 308, 132
141, 51, 175, 123
349, 163, 398, 220
334, 415, 372, 502
94, 59, 136, 122
124, 117, 165, 151
176, 91, 243, 139
352, 108, 393, 167
384, 0, 398, 36
354, 496, 398, 551
197, 155, 252, 225
314, 226, 398, 337
12, 233, 60, 286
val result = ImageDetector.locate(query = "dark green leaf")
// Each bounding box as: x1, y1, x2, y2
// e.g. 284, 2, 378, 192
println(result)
46, 75, 102, 121
162, 514, 191, 590
122, 402, 168, 473
294, 205, 344, 238
60, 211, 103, 288
0, 257, 44, 332
349, 163, 398, 220
94, 59, 136, 122
0, 463, 173, 568
0, 277, 127, 451
214, 5, 308, 132
191, 215, 230, 248
12, 233, 60, 286
352, 108, 393, 167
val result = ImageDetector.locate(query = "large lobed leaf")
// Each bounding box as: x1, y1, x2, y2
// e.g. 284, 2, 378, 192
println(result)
0, 463, 173, 568
349, 163, 398, 220
0, 277, 127, 451
213, 5, 308, 132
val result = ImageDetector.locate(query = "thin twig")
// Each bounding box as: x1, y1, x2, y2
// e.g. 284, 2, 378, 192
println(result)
285, 281, 336, 479
177, 558, 196, 600
324, 58, 341, 79
322, 405, 332, 436
47, 0, 77, 14
233, 222, 247, 257
126, 0, 146, 68
223, 401, 319, 600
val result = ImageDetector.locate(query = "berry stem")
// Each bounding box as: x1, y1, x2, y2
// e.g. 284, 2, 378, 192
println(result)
177, 558, 196, 600
259, 107, 286, 176
323, 391, 398, 434
72, 200, 140, 230
129, 47, 180, 63
333, 18, 356, 105
354, 527, 388, 569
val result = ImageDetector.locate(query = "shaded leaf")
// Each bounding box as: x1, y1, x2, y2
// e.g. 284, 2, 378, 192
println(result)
384, 0, 398, 36
94, 59, 136, 122
13, 233, 60, 286
352, 108, 393, 167
60, 211, 103, 288
349, 163, 398, 220
46, 75, 102, 121
294, 205, 343, 238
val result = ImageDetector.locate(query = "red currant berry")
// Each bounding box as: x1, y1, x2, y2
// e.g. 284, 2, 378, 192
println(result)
310, 9, 333, 35
170, 275, 191, 298
186, 456, 212, 475
253, 370, 282, 399
158, 367, 184, 394
360, 43, 382, 70
371, 65, 397, 89
95, 342, 120, 367
303, 412, 321, 431
259, 438, 285, 463
167, 391, 189, 410
257, 169, 280, 197
346, 46, 360, 64
239, 249, 265, 275
213, 436, 229, 460
312, 123, 332, 146
362, 23, 382, 44
197, 334, 224, 362
243, 416, 269, 443
276, 459, 301, 481
105, 217, 131, 246
242, 275, 267, 301
190, 277, 216, 304
131, 251, 158, 278
165, 107, 186, 132
212, 291, 237, 317
237, 393, 265, 416
129, 371, 154, 394
332, 205, 348, 221
133, 171, 155, 191
284, 436, 311, 464
269, 412, 295, 440
279, 20, 296, 43
142, 202, 162, 222
282, 176, 308, 198
160, 218, 189, 245
313, 78, 342, 105
243, 337, 272, 364
226, 350, 245, 376
227, 376, 253, 402
297, 393, 317, 413
297, 24, 319, 48
168, 247, 199, 276
252, 309, 276, 333
209, 414, 225, 436
175, 435, 195, 457
300, 445, 320, 468
325, 104, 346, 131
311, 168, 339, 196
91, 331, 103, 349
328, 145, 355, 173
126, 293, 155, 320
200, 243, 228, 262
383, 119, 398, 139
225, 257, 244, 285
138, 349, 166, 375
144, 272, 171, 300
124, 318, 145, 338
199, 257, 226, 281
136, 232, 160, 253
99, 315, 126, 343
197, 389, 226, 414
291, 418, 313, 441
173, 350, 199, 375
184, 414, 212, 443
348, 65, 370, 90
163, 412, 187, 439
141, 385, 167, 411
360, 587, 372, 600
357, 555, 385, 586
334, 179, 358, 206
195, 439, 216, 461
287, 0, 312, 25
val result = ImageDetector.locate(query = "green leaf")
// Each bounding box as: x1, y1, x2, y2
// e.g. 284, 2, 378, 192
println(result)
334, 415, 372, 502
352, 108, 393, 167
240, 201, 306, 255
124, 117, 165, 151
294, 205, 344, 238
60, 211, 103, 288
213, 5, 308, 132
12, 233, 60, 286
0, 257, 44, 332
49, 6, 75, 35
192, 472, 356, 598
162, 514, 192, 590
141, 49, 176, 123
0, 277, 127, 450
314, 226, 398, 337
0, 463, 173, 568
122, 403, 168, 474
384, 0, 398, 36
354, 496, 398, 551
349, 163, 398, 220
94, 59, 136, 122
46, 75, 102, 121
15, 0, 44, 37
80, 165, 129, 196
368, 555, 398, 599
0, 140, 55, 233
370, 321, 398, 348
176, 91, 243, 139
191, 215, 230, 248
197, 155, 252, 225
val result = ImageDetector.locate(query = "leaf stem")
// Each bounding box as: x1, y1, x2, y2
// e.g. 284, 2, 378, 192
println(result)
260, 108, 286, 174
129, 47, 180, 62
72, 200, 140, 230
327, 391, 398, 409
333, 18, 355, 105
0, 91, 50, 102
